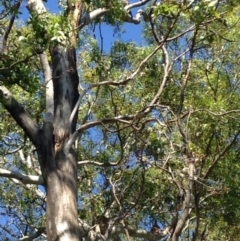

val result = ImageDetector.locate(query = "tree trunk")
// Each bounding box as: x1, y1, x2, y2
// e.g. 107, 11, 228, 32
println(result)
45, 150, 79, 241
36, 46, 80, 241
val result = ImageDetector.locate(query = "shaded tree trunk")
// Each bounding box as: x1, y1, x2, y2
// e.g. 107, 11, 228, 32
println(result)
37, 46, 80, 241
19, 1, 82, 240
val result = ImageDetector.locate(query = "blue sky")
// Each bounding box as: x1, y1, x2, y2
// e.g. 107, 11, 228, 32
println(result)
45, 0, 145, 51
18, 0, 147, 52
93, 21, 144, 52
0, 1, 149, 238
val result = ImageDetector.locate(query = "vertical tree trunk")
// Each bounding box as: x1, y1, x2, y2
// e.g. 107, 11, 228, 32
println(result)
28, 0, 82, 239
37, 46, 80, 241
12, 1, 81, 240
45, 150, 79, 241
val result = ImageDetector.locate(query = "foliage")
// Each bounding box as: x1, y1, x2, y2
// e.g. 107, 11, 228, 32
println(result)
1, 0, 240, 240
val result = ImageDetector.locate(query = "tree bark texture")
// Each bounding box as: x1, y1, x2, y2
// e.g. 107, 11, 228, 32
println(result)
32, 44, 80, 241
2, 1, 82, 240
42, 1, 81, 238
40, 46, 80, 241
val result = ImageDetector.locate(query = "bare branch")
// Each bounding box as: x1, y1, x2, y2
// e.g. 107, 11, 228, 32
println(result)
148, 44, 170, 107
78, 160, 119, 167
176, 27, 197, 149
204, 128, 240, 179
0, 224, 19, 239
26, 0, 53, 117
69, 41, 166, 132
39, 53, 53, 116
80, 0, 151, 29
171, 161, 195, 241
4, 139, 25, 155
69, 87, 89, 126
80, 8, 109, 29
66, 115, 134, 151
124, 0, 152, 11
0, 168, 44, 185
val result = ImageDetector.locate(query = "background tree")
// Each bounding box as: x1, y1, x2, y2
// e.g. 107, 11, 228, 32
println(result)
0, 0, 240, 241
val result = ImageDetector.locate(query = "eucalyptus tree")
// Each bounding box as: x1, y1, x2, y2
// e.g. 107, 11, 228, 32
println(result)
0, 0, 240, 241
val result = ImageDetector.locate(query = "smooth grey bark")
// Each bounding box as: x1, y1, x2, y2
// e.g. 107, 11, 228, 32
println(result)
39, 52, 54, 116
0, 168, 44, 184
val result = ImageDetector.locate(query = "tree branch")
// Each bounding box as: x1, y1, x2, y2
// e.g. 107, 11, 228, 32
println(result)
78, 218, 169, 241
39, 53, 53, 117
171, 162, 195, 241
0, 53, 36, 71
204, 128, 240, 180
27, 0, 53, 117
110, 225, 168, 241
19, 227, 46, 241
80, 1, 151, 29
124, 0, 152, 11
0, 224, 19, 239
0, 168, 44, 185
27, 0, 47, 13
0, 86, 39, 146
78, 160, 119, 167
71, 42, 166, 122
2, 1, 21, 54
66, 115, 134, 151
80, 8, 109, 29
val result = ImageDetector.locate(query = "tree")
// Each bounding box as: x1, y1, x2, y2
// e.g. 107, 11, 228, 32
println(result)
0, 0, 240, 240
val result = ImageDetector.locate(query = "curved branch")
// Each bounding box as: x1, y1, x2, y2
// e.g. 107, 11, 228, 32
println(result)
124, 0, 152, 11
0, 53, 36, 71
69, 41, 164, 126
0, 168, 44, 185
65, 116, 133, 152
80, 8, 109, 29
80, 1, 151, 29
